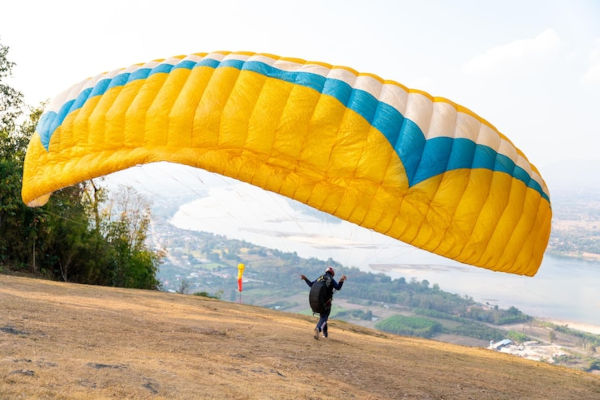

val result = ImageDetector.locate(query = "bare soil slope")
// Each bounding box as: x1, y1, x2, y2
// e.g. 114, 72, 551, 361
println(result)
1, 275, 599, 400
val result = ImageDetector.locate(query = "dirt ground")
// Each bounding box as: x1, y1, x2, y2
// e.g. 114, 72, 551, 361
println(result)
1, 275, 599, 400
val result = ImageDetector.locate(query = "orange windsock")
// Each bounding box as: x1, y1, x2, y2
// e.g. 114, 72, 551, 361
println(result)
237, 263, 245, 292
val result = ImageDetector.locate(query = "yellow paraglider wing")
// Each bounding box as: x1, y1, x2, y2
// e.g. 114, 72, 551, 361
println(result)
22, 51, 551, 276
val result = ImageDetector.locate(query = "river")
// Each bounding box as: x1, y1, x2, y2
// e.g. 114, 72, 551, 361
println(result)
375, 255, 600, 327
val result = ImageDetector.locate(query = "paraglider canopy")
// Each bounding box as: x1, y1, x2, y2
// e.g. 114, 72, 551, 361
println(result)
21, 51, 551, 276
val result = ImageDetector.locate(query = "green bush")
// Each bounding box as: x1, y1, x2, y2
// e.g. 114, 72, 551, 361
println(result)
193, 290, 223, 299
414, 308, 463, 322
444, 321, 505, 341
376, 315, 442, 338
461, 305, 531, 325
507, 330, 530, 343
335, 309, 375, 321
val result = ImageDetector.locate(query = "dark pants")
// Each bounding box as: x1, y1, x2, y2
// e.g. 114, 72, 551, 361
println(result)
316, 307, 331, 337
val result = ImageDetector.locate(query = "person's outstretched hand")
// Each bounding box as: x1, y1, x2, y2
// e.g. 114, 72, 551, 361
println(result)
300, 274, 307, 280
340, 275, 347, 282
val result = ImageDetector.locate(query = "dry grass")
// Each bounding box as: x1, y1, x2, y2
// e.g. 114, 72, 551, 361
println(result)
1, 274, 599, 399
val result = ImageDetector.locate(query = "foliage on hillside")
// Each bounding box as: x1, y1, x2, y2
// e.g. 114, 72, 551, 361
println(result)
0, 41, 162, 289
375, 315, 442, 338
553, 324, 600, 348
157, 227, 531, 332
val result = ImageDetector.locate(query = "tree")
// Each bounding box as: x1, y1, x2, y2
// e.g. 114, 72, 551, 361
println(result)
36, 184, 86, 280
0, 42, 23, 134
177, 279, 191, 294
0, 42, 41, 269
549, 330, 557, 343
100, 185, 163, 289
0, 39, 163, 290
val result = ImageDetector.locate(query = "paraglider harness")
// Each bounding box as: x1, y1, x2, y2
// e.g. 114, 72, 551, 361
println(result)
309, 273, 335, 314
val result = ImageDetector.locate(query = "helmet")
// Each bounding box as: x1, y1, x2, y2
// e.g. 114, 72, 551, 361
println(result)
325, 266, 335, 277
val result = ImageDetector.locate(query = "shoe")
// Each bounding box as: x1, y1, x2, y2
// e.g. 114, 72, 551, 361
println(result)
314, 328, 320, 340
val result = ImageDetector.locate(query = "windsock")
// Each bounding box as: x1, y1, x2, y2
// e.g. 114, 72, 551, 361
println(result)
237, 263, 245, 292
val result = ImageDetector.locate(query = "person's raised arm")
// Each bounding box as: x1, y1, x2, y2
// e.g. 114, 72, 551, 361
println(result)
300, 274, 313, 287
333, 275, 346, 290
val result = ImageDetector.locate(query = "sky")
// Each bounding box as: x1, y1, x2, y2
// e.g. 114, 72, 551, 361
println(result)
2, 0, 600, 179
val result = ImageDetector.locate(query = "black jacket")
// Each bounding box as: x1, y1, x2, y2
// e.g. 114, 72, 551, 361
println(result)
303, 271, 344, 302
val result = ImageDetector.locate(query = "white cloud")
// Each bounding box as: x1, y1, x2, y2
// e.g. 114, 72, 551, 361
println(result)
582, 39, 600, 85
463, 29, 561, 75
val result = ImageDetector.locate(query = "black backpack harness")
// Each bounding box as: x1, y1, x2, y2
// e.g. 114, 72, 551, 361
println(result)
308, 274, 333, 314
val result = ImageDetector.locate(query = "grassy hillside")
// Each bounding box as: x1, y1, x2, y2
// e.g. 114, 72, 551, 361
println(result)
1, 275, 599, 400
